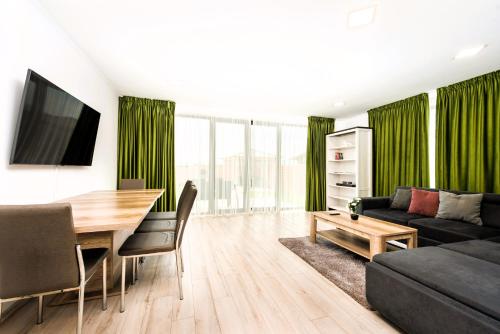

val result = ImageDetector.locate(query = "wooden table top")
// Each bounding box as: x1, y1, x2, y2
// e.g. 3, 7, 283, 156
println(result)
312, 211, 417, 237
56, 189, 164, 233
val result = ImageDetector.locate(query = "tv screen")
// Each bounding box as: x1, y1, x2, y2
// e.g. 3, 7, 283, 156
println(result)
10, 70, 101, 166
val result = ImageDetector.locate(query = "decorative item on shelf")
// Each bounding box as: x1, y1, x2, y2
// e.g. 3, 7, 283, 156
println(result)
335, 152, 344, 160
336, 181, 356, 187
347, 197, 361, 220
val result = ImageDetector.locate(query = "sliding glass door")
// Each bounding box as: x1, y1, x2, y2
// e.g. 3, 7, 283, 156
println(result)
175, 116, 306, 214
175, 117, 210, 214
214, 121, 247, 214
249, 123, 278, 211
281, 125, 307, 209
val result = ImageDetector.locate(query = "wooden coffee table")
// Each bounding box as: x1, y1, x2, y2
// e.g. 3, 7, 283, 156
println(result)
309, 211, 418, 260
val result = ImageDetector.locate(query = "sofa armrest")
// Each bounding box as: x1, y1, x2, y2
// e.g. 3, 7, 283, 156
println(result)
358, 197, 391, 213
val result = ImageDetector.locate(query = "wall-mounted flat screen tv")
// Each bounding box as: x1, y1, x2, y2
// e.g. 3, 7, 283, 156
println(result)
10, 70, 101, 166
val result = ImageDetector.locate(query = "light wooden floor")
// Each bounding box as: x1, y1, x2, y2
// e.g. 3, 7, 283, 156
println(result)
1, 212, 399, 334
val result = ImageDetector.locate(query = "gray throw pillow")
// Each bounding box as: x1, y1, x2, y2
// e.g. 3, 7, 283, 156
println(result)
436, 191, 483, 225
390, 188, 412, 210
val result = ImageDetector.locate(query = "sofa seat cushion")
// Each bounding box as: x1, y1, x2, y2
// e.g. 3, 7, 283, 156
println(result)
409, 218, 500, 243
363, 209, 425, 226
487, 236, 500, 243
439, 240, 500, 265
373, 247, 500, 321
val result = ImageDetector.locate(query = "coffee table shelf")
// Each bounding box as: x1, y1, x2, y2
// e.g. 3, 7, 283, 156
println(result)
317, 229, 370, 258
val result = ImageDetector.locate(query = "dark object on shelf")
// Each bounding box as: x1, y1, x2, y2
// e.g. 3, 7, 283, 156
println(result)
336, 183, 356, 187
350, 213, 359, 220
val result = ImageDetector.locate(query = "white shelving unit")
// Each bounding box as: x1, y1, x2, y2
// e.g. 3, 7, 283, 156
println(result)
326, 127, 372, 212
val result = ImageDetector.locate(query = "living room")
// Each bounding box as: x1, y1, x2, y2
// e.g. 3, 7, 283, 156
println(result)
0, 0, 499, 333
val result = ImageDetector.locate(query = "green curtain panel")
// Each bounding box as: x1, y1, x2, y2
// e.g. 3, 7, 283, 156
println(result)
117, 96, 176, 211
306, 116, 335, 211
436, 70, 500, 193
368, 93, 430, 196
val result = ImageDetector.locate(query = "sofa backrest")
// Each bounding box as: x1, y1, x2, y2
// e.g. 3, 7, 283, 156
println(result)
393, 186, 500, 228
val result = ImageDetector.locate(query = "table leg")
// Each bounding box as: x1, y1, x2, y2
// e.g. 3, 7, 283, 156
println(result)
369, 236, 386, 261
407, 232, 418, 249
309, 214, 317, 243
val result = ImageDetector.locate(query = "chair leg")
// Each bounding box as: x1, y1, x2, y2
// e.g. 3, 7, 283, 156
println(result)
37, 295, 43, 324
120, 257, 126, 313
132, 257, 136, 285
102, 257, 108, 310
175, 250, 183, 300
135, 257, 139, 281
77, 284, 85, 334
180, 248, 184, 273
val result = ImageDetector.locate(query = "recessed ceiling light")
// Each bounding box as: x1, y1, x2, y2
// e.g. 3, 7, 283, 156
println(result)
334, 101, 345, 107
348, 6, 376, 28
454, 45, 486, 59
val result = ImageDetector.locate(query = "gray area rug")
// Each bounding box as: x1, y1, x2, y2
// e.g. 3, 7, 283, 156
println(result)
279, 236, 371, 309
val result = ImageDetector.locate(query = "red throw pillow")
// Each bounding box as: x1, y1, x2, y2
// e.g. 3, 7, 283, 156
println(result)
408, 188, 439, 217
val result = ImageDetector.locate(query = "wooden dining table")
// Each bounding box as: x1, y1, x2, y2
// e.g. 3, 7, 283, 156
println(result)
55, 189, 164, 293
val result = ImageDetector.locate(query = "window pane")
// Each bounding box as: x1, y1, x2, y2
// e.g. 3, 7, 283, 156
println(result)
215, 121, 246, 213
281, 125, 307, 209
175, 117, 210, 214
250, 124, 277, 210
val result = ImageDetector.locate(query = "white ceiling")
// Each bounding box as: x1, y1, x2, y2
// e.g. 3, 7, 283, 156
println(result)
39, 0, 500, 119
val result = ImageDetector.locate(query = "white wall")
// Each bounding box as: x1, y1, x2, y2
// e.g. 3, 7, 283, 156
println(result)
334, 90, 437, 188
335, 113, 369, 131
0, 0, 118, 204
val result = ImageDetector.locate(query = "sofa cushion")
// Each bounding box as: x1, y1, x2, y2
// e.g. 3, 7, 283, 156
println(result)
409, 218, 500, 243
437, 191, 483, 225
418, 236, 443, 247
363, 208, 425, 226
373, 247, 500, 321
439, 240, 500, 265
390, 188, 412, 210
487, 236, 500, 243
408, 188, 440, 217
481, 193, 500, 228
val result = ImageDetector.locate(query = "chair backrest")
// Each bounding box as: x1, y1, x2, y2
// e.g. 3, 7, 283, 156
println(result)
176, 180, 193, 219
119, 179, 145, 190
0, 203, 80, 299
175, 184, 197, 248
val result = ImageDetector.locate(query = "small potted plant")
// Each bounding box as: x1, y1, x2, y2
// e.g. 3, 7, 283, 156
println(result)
347, 198, 361, 221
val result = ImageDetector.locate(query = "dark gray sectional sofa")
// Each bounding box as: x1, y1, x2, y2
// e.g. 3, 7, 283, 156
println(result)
360, 187, 500, 334
359, 186, 500, 246
367, 240, 500, 334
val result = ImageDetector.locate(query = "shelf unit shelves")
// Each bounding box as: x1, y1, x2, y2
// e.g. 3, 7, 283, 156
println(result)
326, 127, 372, 212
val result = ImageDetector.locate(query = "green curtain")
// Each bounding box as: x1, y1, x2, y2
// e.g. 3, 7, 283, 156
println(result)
368, 93, 430, 196
306, 116, 335, 211
436, 70, 500, 193
117, 96, 176, 211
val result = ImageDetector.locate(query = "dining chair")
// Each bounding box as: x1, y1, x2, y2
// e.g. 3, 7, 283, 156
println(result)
137, 180, 193, 233
133, 180, 193, 281
119, 178, 145, 190
118, 184, 197, 312
0, 203, 108, 334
